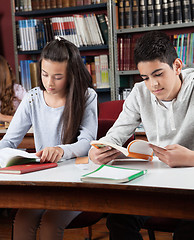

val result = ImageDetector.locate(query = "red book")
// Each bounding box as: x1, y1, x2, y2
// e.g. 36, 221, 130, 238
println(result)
0, 163, 57, 174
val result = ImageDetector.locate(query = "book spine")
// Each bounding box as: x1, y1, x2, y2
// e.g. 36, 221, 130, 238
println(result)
56, 0, 62, 7
31, 0, 40, 10
50, 0, 57, 8
84, 0, 92, 4
39, 0, 46, 9
70, 0, 76, 6
181, 0, 192, 23
76, 0, 84, 5
190, 0, 194, 21
139, 0, 147, 27
124, 0, 133, 28
45, 0, 51, 9
174, 0, 182, 24
96, 14, 108, 45
132, 0, 139, 28
15, 0, 20, 12
162, 0, 168, 24
154, 0, 162, 26
147, 0, 155, 26
62, 0, 70, 7
168, 0, 174, 24
118, 0, 125, 29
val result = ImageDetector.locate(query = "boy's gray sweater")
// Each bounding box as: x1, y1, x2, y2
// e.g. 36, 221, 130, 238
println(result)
101, 68, 194, 149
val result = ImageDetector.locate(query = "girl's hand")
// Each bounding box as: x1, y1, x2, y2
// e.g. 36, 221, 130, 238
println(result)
89, 146, 121, 165
36, 147, 64, 163
150, 144, 194, 167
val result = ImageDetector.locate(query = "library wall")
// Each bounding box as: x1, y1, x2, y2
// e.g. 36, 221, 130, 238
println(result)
0, 0, 15, 71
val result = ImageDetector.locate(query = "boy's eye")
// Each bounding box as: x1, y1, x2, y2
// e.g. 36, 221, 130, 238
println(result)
142, 77, 149, 81
155, 72, 163, 77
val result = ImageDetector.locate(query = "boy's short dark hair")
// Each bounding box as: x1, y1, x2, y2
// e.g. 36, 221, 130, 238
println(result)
134, 31, 178, 68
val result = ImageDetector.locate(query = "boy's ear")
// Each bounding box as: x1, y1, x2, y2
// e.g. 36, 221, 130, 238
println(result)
173, 58, 182, 75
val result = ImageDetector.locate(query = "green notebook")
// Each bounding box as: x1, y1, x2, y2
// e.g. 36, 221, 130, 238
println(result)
81, 165, 147, 184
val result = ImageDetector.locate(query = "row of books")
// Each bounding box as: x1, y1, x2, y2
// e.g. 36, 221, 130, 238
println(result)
19, 55, 109, 91
16, 14, 108, 51
14, 0, 107, 12
20, 60, 39, 91
83, 55, 110, 89
117, 32, 194, 71
117, 0, 194, 29
118, 88, 131, 100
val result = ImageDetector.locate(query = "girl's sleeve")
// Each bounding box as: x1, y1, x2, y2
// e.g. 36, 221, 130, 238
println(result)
57, 88, 98, 160
0, 93, 32, 149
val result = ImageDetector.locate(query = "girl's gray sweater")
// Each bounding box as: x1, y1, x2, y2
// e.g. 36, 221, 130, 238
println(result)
0, 87, 98, 160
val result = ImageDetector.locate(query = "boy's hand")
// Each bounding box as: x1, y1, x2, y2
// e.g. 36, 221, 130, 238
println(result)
150, 144, 194, 167
89, 146, 120, 165
36, 147, 64, 163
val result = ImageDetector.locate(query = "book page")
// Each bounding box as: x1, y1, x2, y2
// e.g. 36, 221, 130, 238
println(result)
0, 148, 39, 168
83, 165, 142, 180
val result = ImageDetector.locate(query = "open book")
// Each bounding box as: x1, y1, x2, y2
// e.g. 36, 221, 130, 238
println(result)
0, 148, 57, 174
81, 164, 147, 183
91, 139, 154, 161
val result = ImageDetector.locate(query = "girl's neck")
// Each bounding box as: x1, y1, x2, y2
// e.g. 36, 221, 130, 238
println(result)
43, 91, 66, 108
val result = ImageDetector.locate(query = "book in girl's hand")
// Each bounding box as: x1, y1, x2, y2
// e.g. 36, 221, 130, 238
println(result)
81, 164, 147, 184
0, 148, 57, 174
91, 140, 156, 161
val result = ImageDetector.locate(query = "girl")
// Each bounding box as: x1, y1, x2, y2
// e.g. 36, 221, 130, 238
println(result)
0, 38, 98, 239
0, 55, 26, 123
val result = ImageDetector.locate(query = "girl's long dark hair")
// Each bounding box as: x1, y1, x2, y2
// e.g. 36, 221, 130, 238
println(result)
0, 55, 17, 116
39, 38, 93, 144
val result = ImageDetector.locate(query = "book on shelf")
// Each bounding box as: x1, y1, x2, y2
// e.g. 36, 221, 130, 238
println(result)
154, 0, 162, 26
96, 14, 109, 45
31, 0, 40, 10
168, 0, 175, 24
139, 0, 147, 27
0, 148, 57, 172
118, 0, 125, 29
56, 0, 63, 8
174, 0, 182, 24
124, 0, 133, 28
181, 0, 192, 23
62, 0, 70, 7
30, 62, 39, 88
162, 0, 168, 25
81, 164, 147, 184
173, 33, 194, 68
147, 0, 155, 27
117, 35, 131, 71
132, 0, 139, 28
91, 139, 156, 161
191, 0, 194, 21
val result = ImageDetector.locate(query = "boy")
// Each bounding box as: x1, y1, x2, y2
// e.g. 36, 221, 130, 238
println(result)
89, 31, 194, 239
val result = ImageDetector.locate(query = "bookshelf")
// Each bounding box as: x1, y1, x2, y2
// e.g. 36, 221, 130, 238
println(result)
109, 0, 194, 100
11, 0, 114, 102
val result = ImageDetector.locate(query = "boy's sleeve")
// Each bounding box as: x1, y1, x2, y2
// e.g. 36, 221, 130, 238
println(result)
99, 85, 141, 146
57, 88, 98, 160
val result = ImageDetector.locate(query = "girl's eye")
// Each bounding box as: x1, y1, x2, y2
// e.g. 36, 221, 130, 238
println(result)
142, 77, 149, 81
42, 73, 48, 77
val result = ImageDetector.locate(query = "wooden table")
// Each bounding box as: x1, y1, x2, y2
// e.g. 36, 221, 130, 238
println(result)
0, 128, 35, 150
0, 159, 194, 220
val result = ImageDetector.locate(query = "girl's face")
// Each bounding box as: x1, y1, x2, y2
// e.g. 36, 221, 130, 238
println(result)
137, 59, 182, 101
41, 59, 67, 97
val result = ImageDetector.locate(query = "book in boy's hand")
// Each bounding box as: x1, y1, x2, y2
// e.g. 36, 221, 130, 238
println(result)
90, 139, 154, 161
81, 164, 147, 184
0, 163, 57, 174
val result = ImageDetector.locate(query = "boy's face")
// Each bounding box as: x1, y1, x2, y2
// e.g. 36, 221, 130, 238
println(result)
138, 59, 182, 101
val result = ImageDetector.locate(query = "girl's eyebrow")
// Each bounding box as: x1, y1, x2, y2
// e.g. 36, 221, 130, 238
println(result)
42, 69, 63, 76
140, 68, 163, 77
